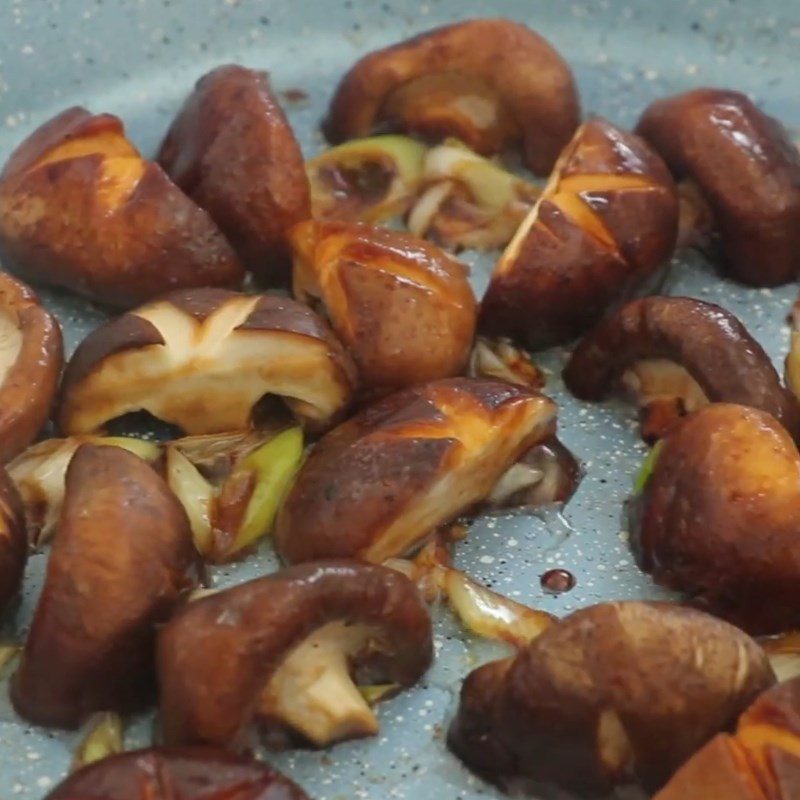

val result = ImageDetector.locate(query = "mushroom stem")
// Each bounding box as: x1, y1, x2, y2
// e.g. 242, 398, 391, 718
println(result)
259, 622, 380, 746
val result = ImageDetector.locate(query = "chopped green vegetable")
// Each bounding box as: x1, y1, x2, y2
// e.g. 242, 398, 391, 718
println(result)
633, 440, 664, 495
72, 712, 124, 771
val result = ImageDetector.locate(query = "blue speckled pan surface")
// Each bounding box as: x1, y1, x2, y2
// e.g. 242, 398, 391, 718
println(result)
0, 0, 798, 797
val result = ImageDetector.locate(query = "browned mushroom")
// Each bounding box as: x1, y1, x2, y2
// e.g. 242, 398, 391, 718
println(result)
11, 444, 197, 728
0, 272, 63, 462
274, 378, 557, 564
46, 747, 310, 800
655, 678, 800, 800
0, 108, 243, 307
632, 403, 800, 634
563, 296, 800, 442
58, 288, 358, 436
324, 19, 580, 175
448, 601, 774, 796
291, 220, 476, 396
636, 88, 800, 286
0, 465, 27, 612
479, 118, 679, 350
158, 561, 432, 749
158, 65, 310, 286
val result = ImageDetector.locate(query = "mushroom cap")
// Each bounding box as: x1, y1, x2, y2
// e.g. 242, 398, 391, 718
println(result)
0, 464, 27, 612
0, 271, 63, 462
563, 296, 800, 439
479, 117, 678, 350
449, 600, 774, 795
291, 219, 477, 395
274, 377, 557, 564
158, 65, 310, 286
636, 88, 800, 287
0, 107, 243, 307
324, 18, 580, 175
58, 288, 358, 436
633, 403, 800, 634
158, 560, 432, 748
46, 747, 309, 800
11, 444, 197, 728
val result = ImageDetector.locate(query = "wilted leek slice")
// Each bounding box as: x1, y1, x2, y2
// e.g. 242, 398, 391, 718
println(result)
358, 684, 401, 705
72, 712, 124, 771
0, 643, 20, 678
227, 426, 304, 554
307, 135, 427, 222
632, 440, 664, 495
9, 436, 160, 546
166, 446, 213, 554
407, 138, 539, 250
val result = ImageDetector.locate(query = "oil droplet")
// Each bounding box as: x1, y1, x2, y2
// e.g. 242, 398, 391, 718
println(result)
540, 568, 575, 595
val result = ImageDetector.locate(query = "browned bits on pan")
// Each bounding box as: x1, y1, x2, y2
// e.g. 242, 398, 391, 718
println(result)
324, 18, 580, 175
0, 108, 243, 307
274, 378, 558, 564
448, 601, 774, 795
158, 561, 432, 749
479, 118, 679, 350
291, 219, 476, 396
0, 272, 63, 462
563, 296, 800, 442
58, 288, 358, 436
158, 65, 310, 286
11, 445, 197, 728
632, 403, 800, 635
636, 88, 800, 286
655, 678, 800, 800
45, 747, 310, 800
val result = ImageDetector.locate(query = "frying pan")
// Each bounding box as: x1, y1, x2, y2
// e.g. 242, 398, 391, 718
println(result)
0, 0, 796, 796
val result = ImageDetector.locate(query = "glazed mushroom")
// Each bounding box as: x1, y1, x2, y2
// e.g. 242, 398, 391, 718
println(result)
448, 600, 774, 796
158, 65, 310, 286
58, 288, 358, 436
655, 678, 800, 800
636, 88, 800, 287
291, 220, 477, 395
274, 378, 557, 564
0, 107, 243, 307
324, 18, 580, 175
158, 561, 432, 749
563, 296, 800, 442
46, 747, 310, 800
12, 444, 196, 728
479, 118, 679, 350
0, 272, 63, 462
631, 403, 800, 635
307, 135, 427, 223
0, 465, 27, 612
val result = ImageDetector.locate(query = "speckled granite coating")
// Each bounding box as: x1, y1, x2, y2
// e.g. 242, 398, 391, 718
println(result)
0, 0, 797, 797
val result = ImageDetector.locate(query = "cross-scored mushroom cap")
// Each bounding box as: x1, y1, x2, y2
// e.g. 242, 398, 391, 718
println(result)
11, 444, 197, 728
0, 465, 27, 612
0, 108, 243, 307
0, 272, 63, 462
58, 288, 358, 436
46, 747, 310, 800
158, 561, 432, 749
479, 117, 678, 350
291, 220, 476, 395
632, 403, 800, 635
655, 678, 800, 800
323, 19, 580, 175
563, 296, 800, 442
274, 378, 557, 564
636, 88, 800, 287
448, 601, 774, 795
158, 65, 310, 286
